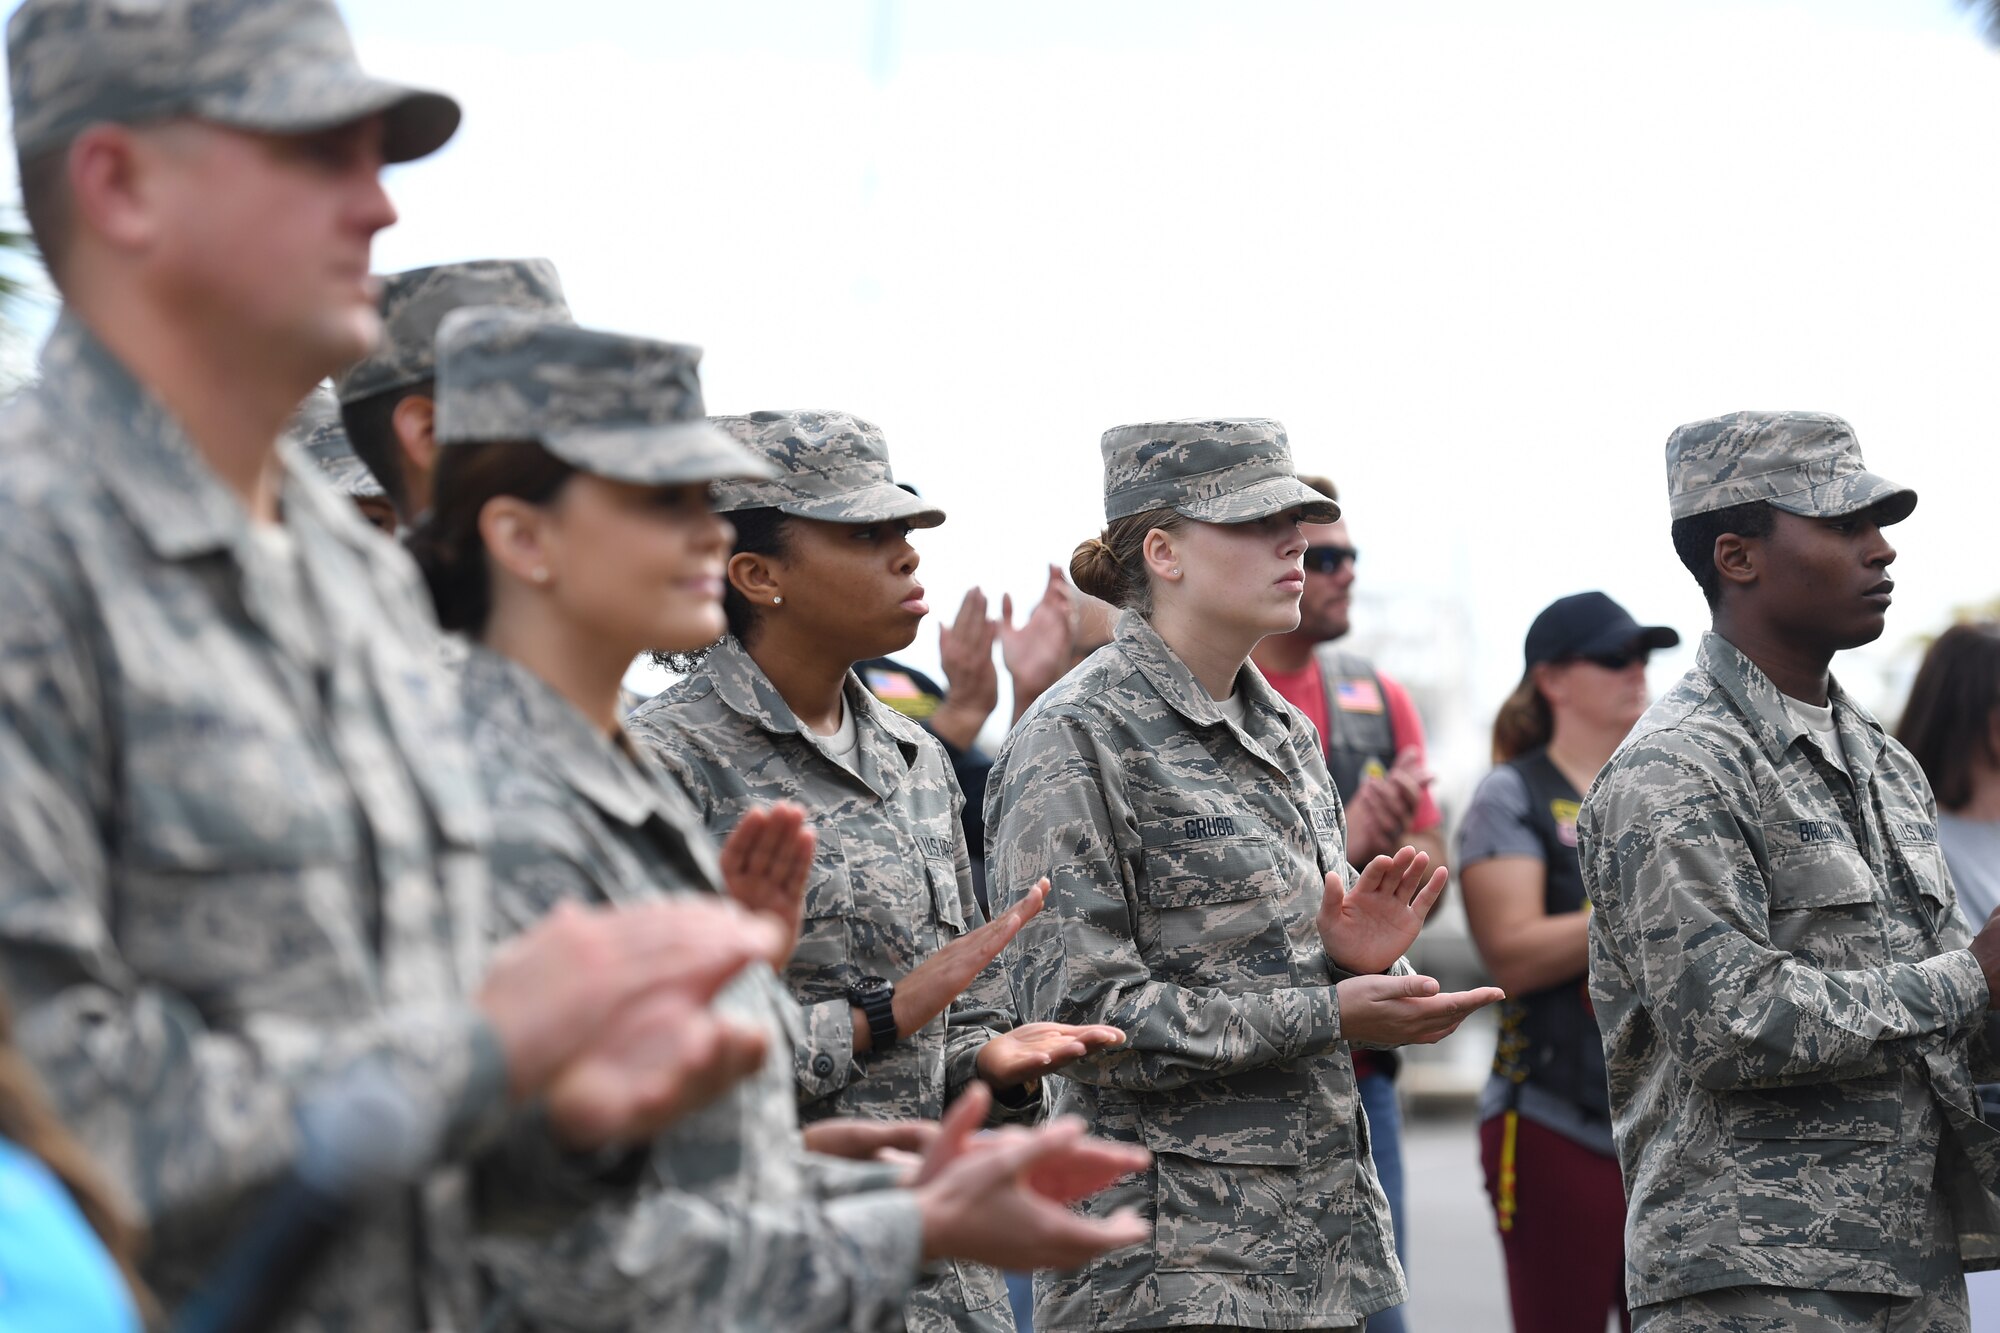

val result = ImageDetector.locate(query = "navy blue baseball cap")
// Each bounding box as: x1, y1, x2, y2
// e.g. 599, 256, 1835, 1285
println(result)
1525, 592, 1680, 669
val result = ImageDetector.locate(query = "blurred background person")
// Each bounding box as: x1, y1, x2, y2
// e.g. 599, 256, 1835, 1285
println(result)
291, 385, 399, 535
1248, 472, 1443, 1333
1899, 621, 2000, 939
413, 310, 1149, 1330
1458, 591, 1678, 1333
1897, 619, 2000, 1333
337, 258, 573, 527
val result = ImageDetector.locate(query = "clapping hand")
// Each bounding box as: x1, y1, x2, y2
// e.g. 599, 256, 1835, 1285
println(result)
1316, 845, 1448, 975
719, 801, 816, 966
1000, 565, 1076, 722
974, 1021, 1127, 1089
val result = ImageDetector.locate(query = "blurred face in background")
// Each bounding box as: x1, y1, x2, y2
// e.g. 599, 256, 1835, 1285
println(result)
1294, 516, 1356, 643
1536, 645, 1653, 739
529, 478, 733, 659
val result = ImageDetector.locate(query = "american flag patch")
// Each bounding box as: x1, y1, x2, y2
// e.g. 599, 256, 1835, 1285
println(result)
1334, 678, 1384, 714
864, 668, 923, 700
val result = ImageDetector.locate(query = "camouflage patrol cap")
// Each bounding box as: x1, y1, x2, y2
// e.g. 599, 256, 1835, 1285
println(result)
1099, 418, 1339, 525
335, 258, 570, 405
707, 411, 945, 528
1666, 410, 1917, 524
8, 0, 459, 164
289, 385, 385, 498
433, 307, 774, 488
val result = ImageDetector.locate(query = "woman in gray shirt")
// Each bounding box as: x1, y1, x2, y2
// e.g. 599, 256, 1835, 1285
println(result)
1896, 620, 2000, 1333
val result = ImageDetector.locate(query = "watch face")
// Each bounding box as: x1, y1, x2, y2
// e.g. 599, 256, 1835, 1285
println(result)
852, 976, 892, 1002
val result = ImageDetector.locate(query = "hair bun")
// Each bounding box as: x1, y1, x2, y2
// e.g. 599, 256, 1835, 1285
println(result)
1070, 531, 1130, 607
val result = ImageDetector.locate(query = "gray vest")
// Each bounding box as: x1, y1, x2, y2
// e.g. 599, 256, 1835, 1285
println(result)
1310, 644, 1397, 803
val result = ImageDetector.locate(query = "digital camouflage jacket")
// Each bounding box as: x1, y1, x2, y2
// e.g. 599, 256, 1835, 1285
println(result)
1583, 632, 2000, 1310
984, 611, 1406, 1332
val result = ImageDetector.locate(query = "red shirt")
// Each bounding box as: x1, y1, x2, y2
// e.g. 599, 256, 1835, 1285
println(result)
1257, 656, 1442, 833
1259, 656, 1438, 1086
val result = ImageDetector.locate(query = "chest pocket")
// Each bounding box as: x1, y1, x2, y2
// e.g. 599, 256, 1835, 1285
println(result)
1763, 817, 1884, 970
120, 687, 355, 873
1137, 814, 1296, 991
1886, 819, 1959, 938
789, 827, 855, 985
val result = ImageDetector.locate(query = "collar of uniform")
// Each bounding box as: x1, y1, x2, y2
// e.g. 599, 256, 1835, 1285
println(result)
700, 634, 923, 797
461, 644, 662, 828
1697, 631, 1887, 776
1113, 610, 1294, 768
42, 312, 258, 561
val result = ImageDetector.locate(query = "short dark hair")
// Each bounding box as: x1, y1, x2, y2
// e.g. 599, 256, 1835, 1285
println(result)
338, 379, 430, 519
1896, 622, 2000, 812
18, 148, 71, 289
651, 506, 794, 673
406, 439, 576, 635
1670, 500, 1776, 608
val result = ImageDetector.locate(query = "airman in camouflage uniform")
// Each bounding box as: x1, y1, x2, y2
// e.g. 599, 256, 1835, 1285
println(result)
290, 385, 400, 534
1582, 411, 2000, 1333
335, 257, 572, 522
0, 2, 502, 1325
628, 410, 1034, 1333
983, 420, 1409, 1333
431, 310, 923, 1331
0, 5, 775, 1328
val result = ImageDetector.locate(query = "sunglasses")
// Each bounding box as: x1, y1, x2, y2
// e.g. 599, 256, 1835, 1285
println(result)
1302, 544, 1359, 575
1573, 648, 1652, 672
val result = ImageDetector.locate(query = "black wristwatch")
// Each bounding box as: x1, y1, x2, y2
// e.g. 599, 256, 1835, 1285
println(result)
848, 975, 899, 1052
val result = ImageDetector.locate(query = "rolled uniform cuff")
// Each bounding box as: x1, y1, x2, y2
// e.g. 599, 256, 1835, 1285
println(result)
1325, 954, 1416, 985
803, 1153, 906, 1200
1896, 949, 1991, 1039
1279, 983, 1345, 1058
444, 1010, 511, 1150
985, 1072, 1048, 1126
821, 1188, 926, 1333
798, 997, 860, 1101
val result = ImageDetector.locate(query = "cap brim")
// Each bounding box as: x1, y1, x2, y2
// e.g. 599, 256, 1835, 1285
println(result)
1575, 623, 1682, 659
196, 75, 461, 165
759, 482, 946, 529
1767, 470, 1918, 527
1176, 474, 1339, 525
543, 421, 780, 487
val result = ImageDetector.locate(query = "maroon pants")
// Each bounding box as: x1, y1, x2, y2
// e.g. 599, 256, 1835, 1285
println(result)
1478, 1111, 1631, 1333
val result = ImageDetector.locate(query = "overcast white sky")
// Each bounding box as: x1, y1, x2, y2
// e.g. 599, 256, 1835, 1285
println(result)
32, 0, 2000, 804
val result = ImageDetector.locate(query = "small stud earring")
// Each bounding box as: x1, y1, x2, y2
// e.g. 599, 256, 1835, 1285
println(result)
532, 568, 550, 585
1170, 567, 1181, 577
772, 595, 784, 606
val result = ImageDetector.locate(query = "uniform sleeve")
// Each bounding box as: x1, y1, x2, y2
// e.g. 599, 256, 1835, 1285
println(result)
480, 1178, 922, 1333
938, 779, 1044, 1126
1582, 748, 1989, 1092
0, 531, 507, 1249
1379, 672, 1442, 834
985, 713, 1344, 1092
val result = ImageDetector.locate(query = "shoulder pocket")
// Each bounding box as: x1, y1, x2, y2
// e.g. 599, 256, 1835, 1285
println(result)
788, 829, 854, 979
